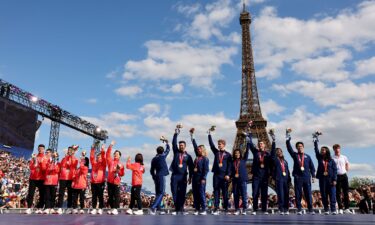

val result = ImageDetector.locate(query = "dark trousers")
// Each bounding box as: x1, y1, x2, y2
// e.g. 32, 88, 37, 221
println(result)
252, 176, 268, 211
233, 180, 247, 210
91, 183, 105, 209
192, 177, 206, 211
319, 177, 336, 211
294, 176, 313, 211
26, 180, 45, 208
72, 189, 85, 209
336, 174, 349, 210
57, 180, 73, 208
151, 176, 165, 210
129, 185, 142, 210
107, 182, 120, 209
275, 179, 289, 212
44, 185, 57, 209
213, 175, 229, 210
170, 174, 187, 212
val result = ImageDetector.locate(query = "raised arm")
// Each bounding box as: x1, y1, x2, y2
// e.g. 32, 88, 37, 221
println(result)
90, 146, 96, 166
208, 134, 218, 154
247, 134, 258, 155
192, 137, 199, 157
314, 140, 321, 160
286, 139, 295, 158
163, 143, 171, 158
172, 133, 179, 154
270, 141, 277, 161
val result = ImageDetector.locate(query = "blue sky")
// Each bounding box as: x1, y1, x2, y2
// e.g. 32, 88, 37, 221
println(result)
1, 0, 375, 192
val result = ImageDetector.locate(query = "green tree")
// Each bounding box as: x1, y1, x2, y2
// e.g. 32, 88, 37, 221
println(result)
349, 177, 375, 189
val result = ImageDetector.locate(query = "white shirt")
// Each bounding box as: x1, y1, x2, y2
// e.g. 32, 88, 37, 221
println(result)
333, 154, 349, 175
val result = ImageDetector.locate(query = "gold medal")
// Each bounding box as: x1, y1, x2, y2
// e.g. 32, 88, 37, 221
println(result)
323, 172, 328, 176
179, 164, 183, 168
219, 163, 223, 168
301, 167, 305, 171
235, 173, 239, 178
282, 172, 286, 176
260, 163, 265, 168
194, 168, 198, 172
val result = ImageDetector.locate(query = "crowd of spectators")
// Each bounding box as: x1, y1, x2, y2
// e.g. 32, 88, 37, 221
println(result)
0, 150, 374, 213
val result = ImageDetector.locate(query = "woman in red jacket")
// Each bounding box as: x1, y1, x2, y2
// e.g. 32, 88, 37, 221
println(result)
106, 141, 124, 215
71, 155, 89, 214
42, 150, 60, 214
125, 153, 145, 215
90, 144, 106, 215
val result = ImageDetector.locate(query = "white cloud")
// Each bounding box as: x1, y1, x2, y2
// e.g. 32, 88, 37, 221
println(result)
115, 85, 143, 97
138, 103, 161, 115
273, 80, 375, 107
82, 112, 138, 139
262, 99, 285, 118
85, 98, 98, 104
123, 40, 237, 89
354, 56, 375, 78
159, 83, 184, 94
350, 163, 374, 173
291, 49, 351, 81
253, 2, 375, 79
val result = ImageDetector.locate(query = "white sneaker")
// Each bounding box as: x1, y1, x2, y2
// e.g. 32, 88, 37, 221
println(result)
332, 211, 338, 215
200, 211, 207, 215
339, 209, 344, 214
242, 211, 247, 215
35, 209, 42, 214
251, 211, 256, 215
112, 209, 119, 215
193, 210, 199, 215
57, 208, 63, 215
233, 210, 240, 215
79, 209, 84, 214
66, 209, 73, 214
90, 209, 97, 215
25, 208, 32, 214
324, 211, 330, 215
284, 211, 289, 215
133, 209, 143, 215
107, 209, 113, 215
264, 211, 269, 215
278, 211, 284, 215
97, 209, 103, 215
126, 209, 133, 215
43, 209, 50, 214
159, 211, 166, 215
309, 211, 315, 215
72, 209, 78, 214
297, 211, 302, 215
212, 210, 219, 215
171, 211, 177, 215
149, 208, 156, 215
344, 209, 352, 214
50, 209, 56, 214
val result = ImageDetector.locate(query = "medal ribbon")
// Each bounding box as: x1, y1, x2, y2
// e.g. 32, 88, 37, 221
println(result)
234, 159, 240, 175
298, 153, 305, 168
179, 153, 184, 166
219, 152, 225, 165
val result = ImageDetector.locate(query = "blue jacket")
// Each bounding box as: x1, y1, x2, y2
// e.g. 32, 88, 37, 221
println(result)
249, 135, 271, 178
169, 133, 194, 179
314, 141, 337, 183
208, 134, 232, 177
286, 139, 316, 178
150, 143, 170, 178
270, 141, 290, 181
191, 138, 209, 181
231, 142, 250, 182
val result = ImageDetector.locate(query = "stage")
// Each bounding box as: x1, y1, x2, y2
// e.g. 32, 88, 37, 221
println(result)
0, 214, 374, 225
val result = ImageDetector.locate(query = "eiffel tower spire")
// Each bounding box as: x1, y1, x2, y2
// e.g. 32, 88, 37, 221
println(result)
233, 4, 271, 152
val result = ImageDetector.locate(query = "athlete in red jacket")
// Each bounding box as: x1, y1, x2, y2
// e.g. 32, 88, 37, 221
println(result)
106, 141, 124, 215
125, 154, 145, 215
71, 156, 89, 214
42, 150, 60, 214
25, 144, 46, 214
89, 144, 106, 215
57, 146, 78, 214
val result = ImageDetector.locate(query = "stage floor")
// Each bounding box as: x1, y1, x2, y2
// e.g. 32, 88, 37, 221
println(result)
0, 214, 374, 225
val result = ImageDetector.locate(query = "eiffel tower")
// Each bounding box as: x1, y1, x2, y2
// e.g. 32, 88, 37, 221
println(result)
233, 4, 271, 152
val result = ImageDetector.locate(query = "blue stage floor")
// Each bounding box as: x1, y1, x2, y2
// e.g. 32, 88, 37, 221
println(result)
1, 214, 375, 225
